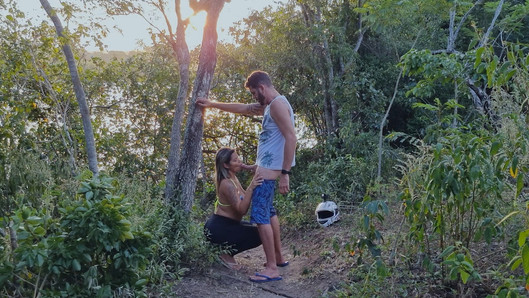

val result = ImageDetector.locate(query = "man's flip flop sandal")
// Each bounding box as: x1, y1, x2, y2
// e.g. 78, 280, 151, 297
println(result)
249, 273, 283, 283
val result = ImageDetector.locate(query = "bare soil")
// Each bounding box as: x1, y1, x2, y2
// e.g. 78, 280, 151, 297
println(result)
170, 206, 509, 298
172, 215, 357, 298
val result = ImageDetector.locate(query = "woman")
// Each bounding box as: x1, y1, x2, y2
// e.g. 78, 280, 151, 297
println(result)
204, 147, 263, 270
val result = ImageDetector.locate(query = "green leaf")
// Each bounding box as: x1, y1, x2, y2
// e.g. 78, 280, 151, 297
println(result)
517, 174, 524, 198
461, 261, 474, 269
490, 141, 501, 156
367, 202, 378, 214
474, 47, 484, 69
376, 258, 388, 277
33, 226, 46, 237
505, 69, 516, 82
510, 257, 522, 271
121, 231, 134, 240
522, 245, 529, 274
135, 279, 148, 287
72, 259, 81, 271
440, 245, 455, 259
26, 216, 42, 225
17, 231, 30, 240
36, 253, 45, 266
460, 270, 470, 284
82, 253, 92, 262
512, 156, 519, 171
119, 219, 131, 227
484, 226, 493, 244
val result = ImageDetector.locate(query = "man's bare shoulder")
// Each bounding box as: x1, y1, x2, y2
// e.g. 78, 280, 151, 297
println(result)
269, 98, 291, 116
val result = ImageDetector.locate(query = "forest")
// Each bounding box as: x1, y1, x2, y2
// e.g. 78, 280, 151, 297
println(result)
1, 0, 529, 296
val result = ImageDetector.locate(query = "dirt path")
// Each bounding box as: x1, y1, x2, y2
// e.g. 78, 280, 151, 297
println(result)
173, 219, 353, 298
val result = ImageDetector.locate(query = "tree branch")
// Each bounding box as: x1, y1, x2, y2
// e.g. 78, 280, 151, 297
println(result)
353, 0, 364, 53
479, 0, 504, 47
377, 33, 420, 180
448, 0, 483, 52
9, 221, 17, 251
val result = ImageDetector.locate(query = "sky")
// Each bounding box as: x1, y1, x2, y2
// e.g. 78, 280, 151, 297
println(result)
18, 0, 284, 52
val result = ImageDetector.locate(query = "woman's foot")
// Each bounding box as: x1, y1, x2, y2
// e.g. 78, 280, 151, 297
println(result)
218, 254, 242, 271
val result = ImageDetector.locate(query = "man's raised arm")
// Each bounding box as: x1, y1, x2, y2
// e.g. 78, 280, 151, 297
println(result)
196, 98, 264, 116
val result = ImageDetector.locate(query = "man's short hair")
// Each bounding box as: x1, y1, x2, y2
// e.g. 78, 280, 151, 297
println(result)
245, 71, 272, 89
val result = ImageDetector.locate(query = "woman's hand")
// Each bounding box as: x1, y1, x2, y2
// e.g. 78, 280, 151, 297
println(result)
249, 173, 264, 190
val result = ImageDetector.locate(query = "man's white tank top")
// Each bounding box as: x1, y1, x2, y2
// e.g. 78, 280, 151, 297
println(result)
256, 95, 296, 170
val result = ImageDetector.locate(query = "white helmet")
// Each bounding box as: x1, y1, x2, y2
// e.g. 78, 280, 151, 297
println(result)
315, 201, 340, 227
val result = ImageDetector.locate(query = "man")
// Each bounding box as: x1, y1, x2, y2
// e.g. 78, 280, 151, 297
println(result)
197, 70, 296, 282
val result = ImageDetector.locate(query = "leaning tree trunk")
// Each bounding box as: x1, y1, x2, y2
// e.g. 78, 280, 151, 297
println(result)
40, 0, 99, 175
174, 0, 226, 212
164, 0, 191, 204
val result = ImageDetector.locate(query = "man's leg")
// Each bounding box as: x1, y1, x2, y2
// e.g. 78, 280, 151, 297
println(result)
250, 180, 281, 281
270, 215, 286, 265
256, 223, 280, 278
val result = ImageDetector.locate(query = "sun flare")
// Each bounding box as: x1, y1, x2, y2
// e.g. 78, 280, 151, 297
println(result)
180, 1, 207, 34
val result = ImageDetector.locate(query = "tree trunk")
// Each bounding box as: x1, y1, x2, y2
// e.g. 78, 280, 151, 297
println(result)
40, 0, 99, 175
165, 0, 191, 204
174, 0, 226, 212
300, 2, 339, 139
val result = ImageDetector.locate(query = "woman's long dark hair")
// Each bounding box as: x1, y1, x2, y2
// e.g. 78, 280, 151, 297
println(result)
215, 147, 235, 194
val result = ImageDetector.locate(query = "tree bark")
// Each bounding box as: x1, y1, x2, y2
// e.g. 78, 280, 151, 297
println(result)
164, 0, 191, 204
9, 221, 17, 251
40, 0, 99, 175
174, 0, 226, 212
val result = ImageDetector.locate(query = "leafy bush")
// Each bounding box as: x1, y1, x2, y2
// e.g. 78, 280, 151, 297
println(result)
0, 174, 153, 297
0, 149, 62, 217
396, 122, 528, 293
293, 148, 373, 204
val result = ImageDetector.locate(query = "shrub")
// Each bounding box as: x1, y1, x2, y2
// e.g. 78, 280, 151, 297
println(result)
0, 173, 153, 297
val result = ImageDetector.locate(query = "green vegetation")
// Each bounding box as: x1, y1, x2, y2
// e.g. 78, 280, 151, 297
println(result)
1, 0, 529, 296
